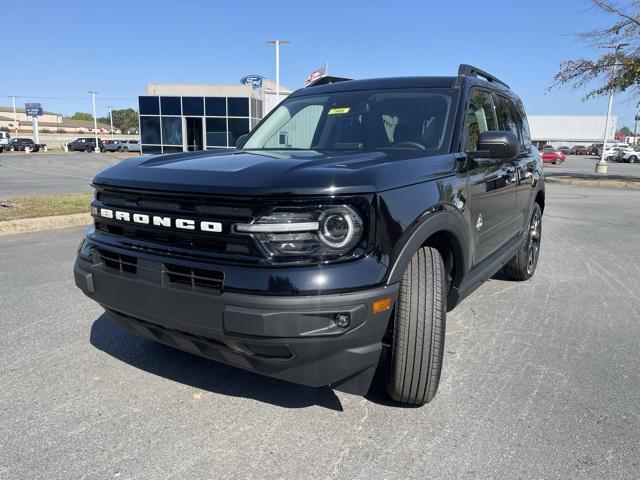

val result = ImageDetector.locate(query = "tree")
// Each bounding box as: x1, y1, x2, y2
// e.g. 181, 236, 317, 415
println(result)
617, 125, 633, 137
551, 1, 640, 101
98, 108, 138, 133
70, 112, 94, 121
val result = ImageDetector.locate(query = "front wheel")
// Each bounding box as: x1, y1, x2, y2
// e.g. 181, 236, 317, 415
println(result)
504, 203, 542, 281
629, 155, 637, 163
123, 147, 129, 152
384, 246, 446, 406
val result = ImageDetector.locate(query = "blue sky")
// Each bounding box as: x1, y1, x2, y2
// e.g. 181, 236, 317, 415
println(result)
3, 0, 636, 127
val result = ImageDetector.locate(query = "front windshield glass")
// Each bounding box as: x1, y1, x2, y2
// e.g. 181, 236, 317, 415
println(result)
243, 88, 456, 154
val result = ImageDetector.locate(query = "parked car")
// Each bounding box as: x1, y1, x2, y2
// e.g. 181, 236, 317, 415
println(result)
74, 64, 545, 406
557, 146, 571, 155
0, 131, 10, 148
6, 138, 41, 152
541, 148, 566, 164
588, 144, 602, 155
101, 140, 122, 152
570, 145, 589, 155
118, 139, 141, 152
621, 148, 640, 163
68, 137, 103, 152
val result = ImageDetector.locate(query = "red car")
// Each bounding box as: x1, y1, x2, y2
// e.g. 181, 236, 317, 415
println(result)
541, 148, 566, 165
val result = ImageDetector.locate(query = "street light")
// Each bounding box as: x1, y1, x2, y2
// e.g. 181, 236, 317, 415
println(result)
596, 43, 629, 173
267, 40, 289, 105
88, 90, 99, 150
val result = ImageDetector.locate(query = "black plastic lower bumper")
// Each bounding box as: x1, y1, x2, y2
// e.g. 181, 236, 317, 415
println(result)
74, 251, 398, 394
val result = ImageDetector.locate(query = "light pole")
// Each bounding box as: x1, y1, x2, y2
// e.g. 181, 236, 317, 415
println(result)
10, 95, 18, 136
88, 90, 99, 150
57, 114, 62, 133
596, 43, 629, 173
107, 105, 114, 138
267, 40, 289, 105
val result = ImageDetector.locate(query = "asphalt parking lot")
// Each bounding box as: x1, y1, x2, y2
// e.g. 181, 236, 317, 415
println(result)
0, 152, 129, 196
1, 182, 639, 479
1, 152, 639, 200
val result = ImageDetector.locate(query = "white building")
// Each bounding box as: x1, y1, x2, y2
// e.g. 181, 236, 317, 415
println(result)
138, 78, 292, 154
528, 115, 617, 149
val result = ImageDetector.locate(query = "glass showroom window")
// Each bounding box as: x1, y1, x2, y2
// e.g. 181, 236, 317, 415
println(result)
205, 97, 226, 116
182, 97, 204, 116
139, 96, 160, 115
162, 117, 182, 146
206, 118, 227, 147
228, 97, 249, 117
228, 118, 250, 147
140, 116, 161, 145
160, 96, 181, 116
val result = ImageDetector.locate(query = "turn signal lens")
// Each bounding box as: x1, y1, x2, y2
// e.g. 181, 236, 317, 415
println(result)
372, 297, 393, 314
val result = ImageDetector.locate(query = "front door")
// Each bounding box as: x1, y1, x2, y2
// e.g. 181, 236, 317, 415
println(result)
185, 117, 203, 151
463, 88, 517, 265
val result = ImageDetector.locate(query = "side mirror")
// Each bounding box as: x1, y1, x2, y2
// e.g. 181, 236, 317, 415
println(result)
477, 131, 519, 159
235, 134, 249, 148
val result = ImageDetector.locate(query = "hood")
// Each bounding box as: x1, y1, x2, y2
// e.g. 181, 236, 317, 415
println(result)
92, 149, 457, 196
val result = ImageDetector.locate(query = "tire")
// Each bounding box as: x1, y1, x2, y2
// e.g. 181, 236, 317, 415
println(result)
504, 203, 542, 281
554, 158, 560, 165
117, 147, 122, 152
123, 147, 129, 152
385, 246, 446, 406
100, 147, 106, 153
629, 155, 637, 163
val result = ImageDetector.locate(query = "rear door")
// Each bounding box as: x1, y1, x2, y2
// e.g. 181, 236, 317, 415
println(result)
463, 88, 518, 265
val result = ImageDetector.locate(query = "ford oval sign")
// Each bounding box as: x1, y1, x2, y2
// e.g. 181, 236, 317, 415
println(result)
240, 75, 264, 89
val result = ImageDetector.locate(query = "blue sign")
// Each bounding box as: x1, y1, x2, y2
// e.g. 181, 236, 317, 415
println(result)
240, 75, 264, 89
25, 102, 43, 116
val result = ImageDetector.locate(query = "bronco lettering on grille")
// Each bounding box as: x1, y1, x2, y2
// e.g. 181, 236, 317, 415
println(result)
94, 207, 222, 233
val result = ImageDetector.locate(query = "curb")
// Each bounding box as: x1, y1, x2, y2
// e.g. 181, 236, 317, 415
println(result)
545, 176, 640, 189
0, 213, 91, 236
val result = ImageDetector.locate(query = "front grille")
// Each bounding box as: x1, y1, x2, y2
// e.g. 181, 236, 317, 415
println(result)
164, 263, 224, 291
97, 248, 137, 274
93, 186, 260, 260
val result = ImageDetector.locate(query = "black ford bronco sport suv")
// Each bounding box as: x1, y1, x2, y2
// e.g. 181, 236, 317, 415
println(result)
74, 65, 544, 406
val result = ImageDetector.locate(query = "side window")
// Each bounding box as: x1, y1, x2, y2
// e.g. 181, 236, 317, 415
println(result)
512, 98, 531, 146
465, 89, 497, 151
493, 94, 520, 140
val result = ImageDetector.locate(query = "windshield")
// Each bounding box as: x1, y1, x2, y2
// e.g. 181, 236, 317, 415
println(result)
243, 88, 456, 154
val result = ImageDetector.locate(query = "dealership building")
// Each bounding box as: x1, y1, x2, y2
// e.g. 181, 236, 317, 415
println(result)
138, 78, 292, 154
527, 115, 616, 149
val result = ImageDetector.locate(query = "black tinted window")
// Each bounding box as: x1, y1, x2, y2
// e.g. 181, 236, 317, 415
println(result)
228, 97, 249, 117
139, 96, 160, 115
512, 98, 531, 146
182, 97, 204, 116
160, 96, 181, 115
493, 94, 519, 139
140, 116, 161, 144
465, 89, 497, 151
205, 97, 226, 116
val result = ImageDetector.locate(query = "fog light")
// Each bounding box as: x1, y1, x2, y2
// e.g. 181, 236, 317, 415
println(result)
372, 297, 393, 314
334, 313, 350, 328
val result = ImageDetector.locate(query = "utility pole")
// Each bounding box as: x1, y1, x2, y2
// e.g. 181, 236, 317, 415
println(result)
634, 114, 639, 146
596, 43, 629, 173
107, 105, 114, 139
11, 95, 18, 137
88, 90, 99, 150
267, 40, 289, 105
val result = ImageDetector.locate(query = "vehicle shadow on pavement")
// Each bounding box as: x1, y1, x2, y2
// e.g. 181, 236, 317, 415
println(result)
89, 313, 345, 411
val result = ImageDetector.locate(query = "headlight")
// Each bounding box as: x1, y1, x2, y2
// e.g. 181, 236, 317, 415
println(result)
235, 205, 364, 260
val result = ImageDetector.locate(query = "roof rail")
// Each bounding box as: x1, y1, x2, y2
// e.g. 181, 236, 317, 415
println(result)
457, 64, 509, 89
305, 75, 352, 88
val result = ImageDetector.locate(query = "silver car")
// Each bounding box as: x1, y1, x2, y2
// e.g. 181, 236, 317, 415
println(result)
118, 139, 141, 152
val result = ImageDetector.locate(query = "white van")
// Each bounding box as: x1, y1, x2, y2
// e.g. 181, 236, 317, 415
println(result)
0, 132, 10, 147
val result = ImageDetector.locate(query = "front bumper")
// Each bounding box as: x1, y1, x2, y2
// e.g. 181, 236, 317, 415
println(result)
74, 242, 398, 394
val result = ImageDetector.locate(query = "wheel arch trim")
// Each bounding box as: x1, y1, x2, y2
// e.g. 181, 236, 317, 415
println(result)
386, 209, 469, 287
